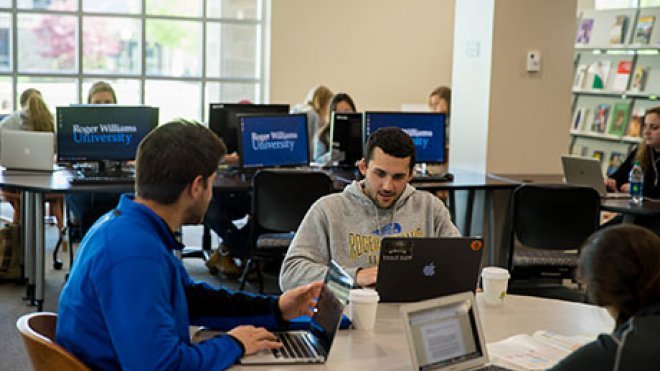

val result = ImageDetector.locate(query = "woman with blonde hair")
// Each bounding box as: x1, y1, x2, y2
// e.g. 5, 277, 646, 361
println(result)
292, 85, 334, 153
0, 88, 54, 133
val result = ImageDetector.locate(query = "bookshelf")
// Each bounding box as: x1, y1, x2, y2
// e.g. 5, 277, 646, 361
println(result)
570, 6, 660, 175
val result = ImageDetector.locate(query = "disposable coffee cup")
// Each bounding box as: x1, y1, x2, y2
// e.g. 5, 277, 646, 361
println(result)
481, 267, 510, 307
349, 289, 380, 330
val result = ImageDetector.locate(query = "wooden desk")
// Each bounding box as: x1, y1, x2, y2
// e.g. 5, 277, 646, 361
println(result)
231, 294, 614, 370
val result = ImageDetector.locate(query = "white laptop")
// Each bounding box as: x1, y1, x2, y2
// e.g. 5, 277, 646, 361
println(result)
561, 155, 629, 198
240, 260, 353, 365
400, 291, 512, 371
0, 130, 56, 171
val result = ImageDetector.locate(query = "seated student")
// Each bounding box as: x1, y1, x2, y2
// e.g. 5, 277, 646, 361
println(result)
313, 92, 357, 164
56, 120, 322, 370
279, 127, 460, 290
550, 224, 660, 370
291, 85, 334, 152
605, 106, 660, 234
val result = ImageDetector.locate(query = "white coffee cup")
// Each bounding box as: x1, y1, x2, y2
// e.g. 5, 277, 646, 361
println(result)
481, 267, 510, 307
349, 289, 380, 330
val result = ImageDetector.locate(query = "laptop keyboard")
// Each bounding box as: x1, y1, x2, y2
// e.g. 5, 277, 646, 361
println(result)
272, 332, 321, 359
472, 365, 514, 371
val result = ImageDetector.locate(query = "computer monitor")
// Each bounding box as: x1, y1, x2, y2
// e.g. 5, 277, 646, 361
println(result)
330, 112, 364, 167
208, 103, 290, 154
238, 113, 309, 169
363, 112, 447, 164
56, 105, 158, 163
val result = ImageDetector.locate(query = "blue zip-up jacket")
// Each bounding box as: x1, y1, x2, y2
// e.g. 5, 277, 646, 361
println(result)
56, 194, 284, 370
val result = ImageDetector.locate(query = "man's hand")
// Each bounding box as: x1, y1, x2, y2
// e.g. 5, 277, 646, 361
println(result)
620, 183, 630, 192
278, 281, 323, 321
356, 267, 377, 287
605, 178, 618, 191
227, 325, 281, 355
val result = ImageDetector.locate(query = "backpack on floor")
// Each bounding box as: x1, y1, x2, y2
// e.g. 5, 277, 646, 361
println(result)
0, 223, 22, 281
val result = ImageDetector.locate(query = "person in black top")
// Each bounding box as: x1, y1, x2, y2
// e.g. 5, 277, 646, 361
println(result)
605, 106, 660, 233
550, 225, 660, 371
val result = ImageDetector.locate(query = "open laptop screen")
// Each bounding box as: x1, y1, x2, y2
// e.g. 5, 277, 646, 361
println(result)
330, 112, 363, 167
309, 261, 352, 353
406, 298, 484, 370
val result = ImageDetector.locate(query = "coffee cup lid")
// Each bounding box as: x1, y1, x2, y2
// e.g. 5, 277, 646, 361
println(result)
350, 288, 380, 303
481, 266, 510, 280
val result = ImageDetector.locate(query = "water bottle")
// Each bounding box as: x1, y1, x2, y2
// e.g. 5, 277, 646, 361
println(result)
629, 160, 644, 204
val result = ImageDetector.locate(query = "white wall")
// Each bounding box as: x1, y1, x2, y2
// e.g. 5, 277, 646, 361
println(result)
269, 0, 455, 110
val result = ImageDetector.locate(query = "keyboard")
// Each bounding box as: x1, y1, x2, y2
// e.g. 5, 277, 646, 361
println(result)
271, 332, 322, 359
70, 171, 135, 185
412, 172, 454, 182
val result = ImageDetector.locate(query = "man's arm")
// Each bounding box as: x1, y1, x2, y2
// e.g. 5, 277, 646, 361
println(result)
433, 196, 461, 237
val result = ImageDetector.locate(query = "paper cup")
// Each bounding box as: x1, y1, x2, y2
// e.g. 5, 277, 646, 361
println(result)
481, 267, 510, 307
349, 289, 380, 330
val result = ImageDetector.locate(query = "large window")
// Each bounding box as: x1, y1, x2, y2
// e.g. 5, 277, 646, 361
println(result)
0, 0, 266, 123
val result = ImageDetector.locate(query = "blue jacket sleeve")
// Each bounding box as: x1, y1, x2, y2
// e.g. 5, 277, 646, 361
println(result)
95, 257, 244, 371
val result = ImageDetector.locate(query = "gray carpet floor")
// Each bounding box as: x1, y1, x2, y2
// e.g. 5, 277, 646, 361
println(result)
0, 213, 280, 371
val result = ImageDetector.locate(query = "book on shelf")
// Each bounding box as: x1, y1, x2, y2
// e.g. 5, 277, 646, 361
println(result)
611, 60, 632, 91
573, 64, 589, 89
626, 107, 646, 137
607, 102, 630, 136
576, 18, 594, 44
607, 152, 625, 176
572, 107, 589, 132
633, 15, 655, 44
488, 330, 593, 370
609, 15, 629, 44
592, 104, 610, 133
593, 150, 605, 164
588, 60, 612, 89
630, 66, 648, 92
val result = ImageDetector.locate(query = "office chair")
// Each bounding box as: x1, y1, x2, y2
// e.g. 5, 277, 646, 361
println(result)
16, 312, 91, 371
503, 184, 600, 302
239, 169, 334, 292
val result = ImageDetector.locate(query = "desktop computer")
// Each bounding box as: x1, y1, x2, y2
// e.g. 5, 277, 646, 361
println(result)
238, 113, 309, 169
330, 112, 363, 168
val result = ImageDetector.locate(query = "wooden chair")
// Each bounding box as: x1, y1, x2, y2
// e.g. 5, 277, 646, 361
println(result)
16, 312, 90, 371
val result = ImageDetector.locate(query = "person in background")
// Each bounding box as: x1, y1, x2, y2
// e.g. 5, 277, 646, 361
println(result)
550, 224, 660, 370
605, 106, 660, 234
87, 81, 117, 104
313, 93, 357, 164
57, 120, 323, 370
428, 86, 451, 115
280, 127, 460, 291
291, 85, 333, 153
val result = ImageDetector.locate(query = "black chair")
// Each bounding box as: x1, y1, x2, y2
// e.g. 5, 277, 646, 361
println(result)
239, 169, 334, 292
503, 184, 600, 302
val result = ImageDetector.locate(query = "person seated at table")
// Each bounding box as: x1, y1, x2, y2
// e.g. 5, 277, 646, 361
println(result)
550, 224, 660, 370
313, 92, 357, 165
56, 119, 323, 370
605, 106, 660, 234
279, 127, 460, 291
291, 85, 334, 153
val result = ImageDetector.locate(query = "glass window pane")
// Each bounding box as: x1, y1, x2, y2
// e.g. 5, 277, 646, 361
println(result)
0, 0, 10, 8
207, 23, 259, 78
83, 17, 141, 75
146, 19, 202, 77
594, 0, 636, 9
145, 80, 201, 123
207, 0, 260, 19
0, 13, 11, 72
146, 0, 202, 17
206, 82, 258, 105
18, 0, 76, 11
18, 13, 78, 73
640, 0, 660, 7
83, 0, 141, 14
82, 79, 141, 105
0, 76, 12, 113
17, 76, 77, 113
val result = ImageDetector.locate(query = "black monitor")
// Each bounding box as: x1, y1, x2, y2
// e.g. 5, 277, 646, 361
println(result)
238, 113, 309, 169
208, 103, 290, 154
330, 112, 364, 167
364, 112, 447, 164
56, 105, 158, 163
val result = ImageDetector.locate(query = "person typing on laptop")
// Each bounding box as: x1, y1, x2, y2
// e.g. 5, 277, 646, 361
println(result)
280, 127, 460, 291
57, 120, 323, 370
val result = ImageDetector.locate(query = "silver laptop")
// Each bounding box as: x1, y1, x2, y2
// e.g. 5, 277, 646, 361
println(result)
0, 130, 56, 171
240, 260, 353, 365
400, 291, 511, 370
561, 155, 629, 198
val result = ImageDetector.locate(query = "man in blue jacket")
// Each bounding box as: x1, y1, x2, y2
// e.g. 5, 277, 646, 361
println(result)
56, 120, 322, 370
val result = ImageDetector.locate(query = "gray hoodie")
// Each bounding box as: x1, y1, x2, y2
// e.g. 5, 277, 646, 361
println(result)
279, 180, 460, 290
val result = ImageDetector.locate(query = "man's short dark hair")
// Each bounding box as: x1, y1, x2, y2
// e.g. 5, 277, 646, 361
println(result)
136, 119, 226, 204
364, 127, 416, 170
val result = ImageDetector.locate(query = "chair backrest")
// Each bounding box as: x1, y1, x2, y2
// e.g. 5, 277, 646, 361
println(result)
506, 184, 600, 268
16, 312, 91, 371
252, 169, 334, 232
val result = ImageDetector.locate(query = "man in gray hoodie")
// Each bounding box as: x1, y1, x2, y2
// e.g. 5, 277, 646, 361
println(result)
280, 127, 460, 291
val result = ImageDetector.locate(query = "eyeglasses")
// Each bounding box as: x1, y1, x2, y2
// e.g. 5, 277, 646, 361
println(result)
643, 123, 660, 131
